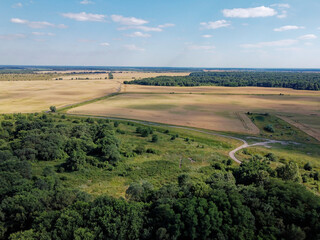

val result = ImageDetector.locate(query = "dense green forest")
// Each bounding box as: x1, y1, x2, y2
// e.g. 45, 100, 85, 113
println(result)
124, 72, 320, 90
1, 114, 320, 239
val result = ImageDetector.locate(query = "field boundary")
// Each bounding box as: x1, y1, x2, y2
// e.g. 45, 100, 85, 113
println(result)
277, 115, 320, 142
56, 82, 122, 113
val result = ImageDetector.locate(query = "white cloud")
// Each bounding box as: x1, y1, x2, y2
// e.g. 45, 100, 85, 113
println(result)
11, 18, 67, 29
188, 45, 215, 50
223, 6, 277, 18
11, 18, 28, 24
32, 32, 55, 36
277, 10, 287, 19
127, 32, 151, 38
271, 4, 290, 18
241, 39, 298, 48
271, 3, 290, 9
124, 44, 145, 51
158, 23, 175, 28
200, 20, 230, 29
118, 26, 162, 32
202, 35, 213, 38
298, 34, 317, 40
100, 42, 110, 46
111, 15, 147, 26
12, 3, 23, 8
80, 0, 93, 4
0, 33, 26, 40
274, 25, 305, 32
62, 12, 106, 22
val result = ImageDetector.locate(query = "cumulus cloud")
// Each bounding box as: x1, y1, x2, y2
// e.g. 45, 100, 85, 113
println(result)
200, 20, 230, 30
100, 42, 110, 46
127, 32, 151, 38
202, 35, 213, 38
11, 18, 67, 29
111, 15, 148, 26
124, 44, 145, 51
241, 39, 297, 48
0, 33, 26, 40
188, 45, 215, 50
12, 3, 23, 8
298, 34, 317, 40
80, 0, 93, 4
274, 25, 305, 32
62, 12, 106, 22
223, 6, 277, 18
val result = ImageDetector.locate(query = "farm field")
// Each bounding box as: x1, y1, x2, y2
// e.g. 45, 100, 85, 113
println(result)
68, 87, 320, 137
0, 79, 120, 113
0, 72, 189, 113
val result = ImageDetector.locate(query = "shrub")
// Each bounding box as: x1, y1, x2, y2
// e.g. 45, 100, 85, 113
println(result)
264, 124, 275, 133
152, 134, 158, 143
49, 106, 56, 112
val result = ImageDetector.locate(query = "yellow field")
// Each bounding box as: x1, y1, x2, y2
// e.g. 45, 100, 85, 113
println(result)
68, 86, 320, 135
0, 79, 120, 113
0, 72, 189, 113
1, 71, 319, 137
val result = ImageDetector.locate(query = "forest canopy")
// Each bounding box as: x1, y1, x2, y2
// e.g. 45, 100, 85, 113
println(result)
1, 114, 320, 239
124, 71, 320, 90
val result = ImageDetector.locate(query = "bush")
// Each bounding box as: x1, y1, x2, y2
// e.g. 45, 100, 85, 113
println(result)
304, 162, 312, 171
264, 124, 275, 133
49, 106, 56, 112
151, 134, 158, 143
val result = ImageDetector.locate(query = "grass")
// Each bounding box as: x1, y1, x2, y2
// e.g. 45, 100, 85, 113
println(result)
235, 142, 320, 194
248, 113, 318, 143
30, 114, 320, 198
32, 116, 236, 198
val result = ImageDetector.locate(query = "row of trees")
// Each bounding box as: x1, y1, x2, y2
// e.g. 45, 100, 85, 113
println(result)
124, 71, 320, 90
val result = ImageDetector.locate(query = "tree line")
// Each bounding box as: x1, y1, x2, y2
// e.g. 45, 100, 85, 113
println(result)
124, 72, 320, 90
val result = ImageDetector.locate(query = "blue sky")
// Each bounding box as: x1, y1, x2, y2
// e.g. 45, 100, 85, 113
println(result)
1, 0, 320, 68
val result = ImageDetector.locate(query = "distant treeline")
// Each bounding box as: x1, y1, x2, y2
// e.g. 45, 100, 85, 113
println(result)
124, 72, 320, 90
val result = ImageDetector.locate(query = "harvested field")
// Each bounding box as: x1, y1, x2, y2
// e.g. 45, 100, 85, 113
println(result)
0, 72, 189, 113
0, 79, 120, 113
69, 90, 320, 134
122, 85, 320, 96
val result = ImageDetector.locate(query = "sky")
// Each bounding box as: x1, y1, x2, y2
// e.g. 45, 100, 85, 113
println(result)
1, 0, 320, 68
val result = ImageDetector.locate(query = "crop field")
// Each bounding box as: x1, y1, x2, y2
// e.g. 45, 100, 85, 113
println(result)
68, 88, 320, 137
0, 72, 189, 114
0, 79, 120, 113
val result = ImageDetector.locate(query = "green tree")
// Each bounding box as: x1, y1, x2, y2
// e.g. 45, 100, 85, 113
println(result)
276, 161, 302, 182
65, 150, 86, 171
50, 106, 56, 113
